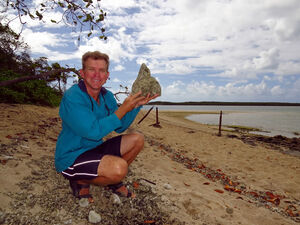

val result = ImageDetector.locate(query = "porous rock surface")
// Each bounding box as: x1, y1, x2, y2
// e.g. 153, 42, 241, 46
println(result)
131, 63, 161, 97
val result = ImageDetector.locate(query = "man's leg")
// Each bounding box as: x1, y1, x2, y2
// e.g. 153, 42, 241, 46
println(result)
80, 132, 144, 186
120, 132, 144, 165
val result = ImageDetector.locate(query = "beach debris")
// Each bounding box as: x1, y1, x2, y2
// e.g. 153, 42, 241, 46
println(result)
138, 106, 154, 124
228, 134, 300, 153
183, 182, 190, 187
110, 194, 122, 205
131, 63, 161, 97
144, 220, 156, 224
88, 210, 101, 223
133, 181, 140, 189
145, 136, 300, 223
163, 183, 172, 190
140, 178, 156, 185
226, 207, 234, 214
78, 198, 89, 207
215, 189, 224, 194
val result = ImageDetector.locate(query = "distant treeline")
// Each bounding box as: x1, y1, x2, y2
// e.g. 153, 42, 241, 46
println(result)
148, 101, 300, 106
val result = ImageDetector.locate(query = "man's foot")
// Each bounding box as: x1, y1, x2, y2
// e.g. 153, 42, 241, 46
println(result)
69, 180, 94, 203
107, 182, 136, 198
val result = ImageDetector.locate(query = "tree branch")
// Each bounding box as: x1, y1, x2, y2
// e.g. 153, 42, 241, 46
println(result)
0, 68, 77, 87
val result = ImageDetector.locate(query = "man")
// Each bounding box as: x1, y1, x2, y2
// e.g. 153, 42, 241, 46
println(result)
55, 51, 158, 202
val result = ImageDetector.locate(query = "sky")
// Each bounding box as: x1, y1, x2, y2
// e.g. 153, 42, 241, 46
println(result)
2, 0, 300, 103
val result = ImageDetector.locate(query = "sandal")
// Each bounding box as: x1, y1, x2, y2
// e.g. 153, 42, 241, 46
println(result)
107, 182, 135, 198
69, 180, 94, 203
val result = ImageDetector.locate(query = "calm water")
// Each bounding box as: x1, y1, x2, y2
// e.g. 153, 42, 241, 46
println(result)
144, 105, 300, 138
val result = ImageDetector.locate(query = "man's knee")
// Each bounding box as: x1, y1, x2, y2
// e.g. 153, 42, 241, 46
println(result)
132, 132, 144, 149
98, 156, 128, 182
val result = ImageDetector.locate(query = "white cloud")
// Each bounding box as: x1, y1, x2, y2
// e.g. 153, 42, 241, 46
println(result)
113, 65, 125, 71
253, 48, 280, 70
111, 78, 121, 83
160, 79, 296, 102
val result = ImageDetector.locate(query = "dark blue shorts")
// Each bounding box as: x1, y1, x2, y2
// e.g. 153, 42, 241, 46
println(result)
61, 135, 122, 181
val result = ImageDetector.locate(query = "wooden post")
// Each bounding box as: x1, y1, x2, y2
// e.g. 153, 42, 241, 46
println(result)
156, 107, 159, 124
137, 106, 154, 124
151, 107, 161, 128
218, 110, 222, 136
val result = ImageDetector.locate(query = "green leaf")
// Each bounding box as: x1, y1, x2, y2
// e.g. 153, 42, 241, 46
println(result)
99, 14, 104, 21
50, 20, 57, 23
58, 2, 65, 7
36, 11, 43, 20
29, 13, 35, 19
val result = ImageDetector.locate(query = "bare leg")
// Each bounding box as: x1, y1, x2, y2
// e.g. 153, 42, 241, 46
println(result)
120, 132, 144, 165
76, 132, 144, 197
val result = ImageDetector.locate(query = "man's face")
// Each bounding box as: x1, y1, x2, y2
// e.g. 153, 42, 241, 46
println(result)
80, 58, 109, 93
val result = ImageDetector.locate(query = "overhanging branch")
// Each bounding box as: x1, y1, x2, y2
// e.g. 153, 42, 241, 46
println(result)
0, 68, 78, 87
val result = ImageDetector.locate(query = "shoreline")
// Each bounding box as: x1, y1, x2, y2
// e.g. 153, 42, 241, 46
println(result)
151, 109, 300, 139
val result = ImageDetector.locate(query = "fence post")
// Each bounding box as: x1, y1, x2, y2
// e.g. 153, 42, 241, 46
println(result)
218, 110, 222, 136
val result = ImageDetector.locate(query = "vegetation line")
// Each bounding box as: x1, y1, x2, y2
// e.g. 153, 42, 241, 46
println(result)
148, 101, 300, 106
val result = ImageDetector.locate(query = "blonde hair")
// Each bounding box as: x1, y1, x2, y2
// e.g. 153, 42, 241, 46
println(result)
82, 51, 110, 71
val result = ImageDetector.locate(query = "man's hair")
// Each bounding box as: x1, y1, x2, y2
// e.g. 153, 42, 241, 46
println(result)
82, 51, 110, 71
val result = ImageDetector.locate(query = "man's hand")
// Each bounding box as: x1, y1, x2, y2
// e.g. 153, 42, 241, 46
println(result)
136, 93, 159, 107
114, 92, 159, 120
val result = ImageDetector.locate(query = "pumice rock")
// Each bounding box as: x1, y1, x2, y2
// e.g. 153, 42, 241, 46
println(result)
131, 63, 161, 97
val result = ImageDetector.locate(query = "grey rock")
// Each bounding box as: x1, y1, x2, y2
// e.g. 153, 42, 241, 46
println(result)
110, 193, 122, 205
131, 63, 161, 97
226, 207, 234, 214
163, 183, 172, 190
79, 198, 89, 207
0, 210, 6, 224
88, 210, 101, 224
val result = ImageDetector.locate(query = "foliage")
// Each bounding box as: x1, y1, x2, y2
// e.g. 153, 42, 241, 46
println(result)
3, 0, 107, 40
0, 70, 62, 107
0, 23, 75, 107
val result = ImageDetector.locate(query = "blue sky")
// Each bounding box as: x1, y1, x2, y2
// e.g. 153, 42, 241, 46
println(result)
2, 0, 300, 103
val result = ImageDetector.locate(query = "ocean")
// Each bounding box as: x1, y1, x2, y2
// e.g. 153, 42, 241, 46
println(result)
143, 105, 300, 138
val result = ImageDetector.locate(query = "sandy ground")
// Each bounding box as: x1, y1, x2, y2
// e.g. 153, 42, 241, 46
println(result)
0, 103, 299, 225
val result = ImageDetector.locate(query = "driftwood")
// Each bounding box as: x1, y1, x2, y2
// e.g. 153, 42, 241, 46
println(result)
138, 106, 154, 124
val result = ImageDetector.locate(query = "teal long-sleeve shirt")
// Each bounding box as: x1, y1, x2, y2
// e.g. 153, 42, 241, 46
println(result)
55, 81, 141, 172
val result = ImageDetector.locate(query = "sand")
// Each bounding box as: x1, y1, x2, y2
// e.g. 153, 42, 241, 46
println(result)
0, 103, 299, 225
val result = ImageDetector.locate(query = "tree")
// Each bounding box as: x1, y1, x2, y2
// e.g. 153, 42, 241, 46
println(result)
0, 1, 108, 88
0, 22, 78, 89
2, 0, 107, 40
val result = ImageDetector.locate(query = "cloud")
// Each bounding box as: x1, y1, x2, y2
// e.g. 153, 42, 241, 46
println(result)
160, 79, 296, 102
113, 65, 125, 71
253, 48, 280, 70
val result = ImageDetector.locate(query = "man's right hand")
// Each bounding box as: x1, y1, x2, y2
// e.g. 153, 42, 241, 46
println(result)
114, 92, 145, 120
